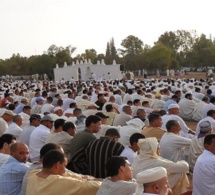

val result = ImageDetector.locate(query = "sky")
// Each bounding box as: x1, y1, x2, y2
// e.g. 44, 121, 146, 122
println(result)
0, 0, 214, 60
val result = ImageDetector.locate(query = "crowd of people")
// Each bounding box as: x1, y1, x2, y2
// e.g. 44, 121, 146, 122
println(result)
0, 76, 215, 195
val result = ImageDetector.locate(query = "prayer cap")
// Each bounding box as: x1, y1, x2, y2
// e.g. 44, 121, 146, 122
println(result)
155, 92, 161, 98
135, 167, 167, 195
54, 107, 63, 112
168, 104, 179, 110
199, 121, 211, 132
41, 114, 55, 122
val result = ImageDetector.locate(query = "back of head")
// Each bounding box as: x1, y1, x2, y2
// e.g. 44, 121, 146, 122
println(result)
40, 143, 61, 159
106, 156, 127, 177
210, 97, 215, 104
106, 104, 113, 112
42, 150, 65, 169
54, 118, 65, 129
0, 134, 16, 149
166, 120, 177, 132
105, 128, 120, 138
63, 122, 76, 132
130, 133, 145, 146
204, 134, 215, 146
148, 113, 160, 123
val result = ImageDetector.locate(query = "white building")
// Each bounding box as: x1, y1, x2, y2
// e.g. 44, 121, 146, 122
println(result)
54, 59, 123, 82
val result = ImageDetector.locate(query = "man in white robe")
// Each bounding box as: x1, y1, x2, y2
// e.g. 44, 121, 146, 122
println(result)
193, 134, 215, 195
132, 137, 190, 195
178, 92, 196, 121
160, 120, 191, 162
189, 121, 211, 172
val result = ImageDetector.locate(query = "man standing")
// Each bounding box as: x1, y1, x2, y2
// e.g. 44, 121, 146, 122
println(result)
0, 143, 29, 195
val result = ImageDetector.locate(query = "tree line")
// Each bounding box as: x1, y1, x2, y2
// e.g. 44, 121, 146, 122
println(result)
1, 29, 215, 78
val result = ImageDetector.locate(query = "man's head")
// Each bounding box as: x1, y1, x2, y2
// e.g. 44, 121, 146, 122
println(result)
42, 150, 66, 175
129, 133, 145, 152
122, 105, 132, 116
166, 120, 181, 134
35, 97, 44, 105
0, 134, 16, 154
10, 143, 29, 163
85, 115, 101, 133
54, 118, 65, 131
105, 104, 114, 112
105, 128, 120, 142
135, 167, 169, 195
133, 99, 141, 106
148, 113, 163, 127
21, 97, 29, 105
207, 109, 215, 120
29, 114, 41, 127
136, 108, 146, 119
23, 105, 31, 115
13, 115, 23, 127
73, 108, 82, 117
204, 134, 215, 155
1, 109, 14, 122
95, 112, 109, 124
106, 156, 133, 181
41, 115, 55, 129
167, 104, 180, 115
185, 92, 193, 100
199, 121, 212, 136
40, 143, 64, 161
63, 122, 76, 136
54, 107, 63, 117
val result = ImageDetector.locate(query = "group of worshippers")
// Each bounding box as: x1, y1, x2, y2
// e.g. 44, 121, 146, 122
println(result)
0, 76, 215, 194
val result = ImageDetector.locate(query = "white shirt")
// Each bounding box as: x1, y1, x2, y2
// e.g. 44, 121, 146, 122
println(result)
193, 150, 215, 195
19, 112, 30, 127
178, 98, 196, 121
20, 125, 37, 147
192, 101, 207, 121
29, 124, 50, 162
0, 153, 9, 167
4, 122, 23, 142
120, 146, 137, 165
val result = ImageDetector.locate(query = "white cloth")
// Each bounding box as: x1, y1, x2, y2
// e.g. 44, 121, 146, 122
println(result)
41, 103, 54, 114
189, 136, 204, 172
159, 132, 191, 162
29, 124, 50, 162
178, 98, 196, 121
151, 99, 165, 110
62, 98, 76, 111
118, 118, 144, 147
4, 122, 23, 142
193, 150, 215, 195
120, 146, 137, 165
192, 101, 207, 121
0, 117, 8, 136
202, 103, 215, 118
20, 125, 37, 147
113, 112, 132, 127
96, 178, 137, 195
19, 112, 30, 127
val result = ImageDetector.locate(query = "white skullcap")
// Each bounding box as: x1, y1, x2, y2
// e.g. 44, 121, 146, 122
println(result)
135, 167, 167, 195
54, 106, 63, 112
168, 104, 179, 110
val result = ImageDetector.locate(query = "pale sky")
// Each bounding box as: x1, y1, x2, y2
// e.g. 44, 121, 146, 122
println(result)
0, 0, 214, 60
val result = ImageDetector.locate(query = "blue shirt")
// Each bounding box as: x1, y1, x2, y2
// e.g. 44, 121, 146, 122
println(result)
0, 156, 29, 195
